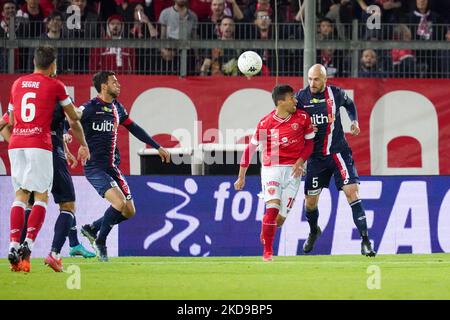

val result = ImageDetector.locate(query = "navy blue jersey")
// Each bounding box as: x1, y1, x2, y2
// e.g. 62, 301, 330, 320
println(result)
80, 97, 129, 168
50, 103, 67, 158
296, 85, 357, 157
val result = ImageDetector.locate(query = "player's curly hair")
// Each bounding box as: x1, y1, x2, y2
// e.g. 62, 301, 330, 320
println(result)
93, 71, 116, 93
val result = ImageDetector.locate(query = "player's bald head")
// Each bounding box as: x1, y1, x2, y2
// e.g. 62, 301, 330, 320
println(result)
307, 64, 327, 94
308, 64, 327, 79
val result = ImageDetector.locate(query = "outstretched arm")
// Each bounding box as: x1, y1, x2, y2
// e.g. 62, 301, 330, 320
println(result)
234, 142, 258, 190
122, 119, 170, 163
340, 89, 360, 136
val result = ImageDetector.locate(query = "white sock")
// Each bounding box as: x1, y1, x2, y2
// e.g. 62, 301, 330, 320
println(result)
51, 251, 60, 260
24, 238, 34, 251
9, 242, 20, 251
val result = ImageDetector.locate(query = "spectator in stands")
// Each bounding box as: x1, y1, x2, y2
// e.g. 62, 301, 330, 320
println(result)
407, 0, 443, 76
244, 0, 271, 22
65, 0, 99, 38
391, 24, 420, 78
64, 0, 100, 73
89, 14, 136, 73
441, 28, 450, 78
124, 2, 158, 38
200, 16, 241, 76
358, 49, 386, 78
159, 0, 198, 75
317, 48, 348, 78
1, 1, 18, 36
252, 9, 274, 75
317, 17, 336, 40
0, 1, 19, 73
15, 0, 51, 72
200, 0, 243, 39
407, 0, 442, 41
189, 0, 212, 21
38, 10, 72, 73
16, 0, 50, 37
325, 0, 354, 40
355, 0, 402, 23
151, 0, 173, 22
123, 2, 159, 74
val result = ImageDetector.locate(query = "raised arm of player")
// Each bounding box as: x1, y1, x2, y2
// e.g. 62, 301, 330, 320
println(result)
339, 88, 360, 136
234, 125, 261, 191
121, 118, 171, 163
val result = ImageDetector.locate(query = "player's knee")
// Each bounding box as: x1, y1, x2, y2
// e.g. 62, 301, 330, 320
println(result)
266, 199, 281, 206
60, 202, 75, 213
276, 215, 286, 227
33, 192, 49, 203
343, 185, 359, 203
304, 196, 319, 211
123, 204, 136, 218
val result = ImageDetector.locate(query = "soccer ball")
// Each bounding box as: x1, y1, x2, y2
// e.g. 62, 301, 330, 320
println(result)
238, 51, 262, 76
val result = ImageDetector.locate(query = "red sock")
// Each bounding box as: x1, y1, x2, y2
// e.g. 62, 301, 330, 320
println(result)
261, 205, 279, 254
25, 202, 47, 241
10, 202, 26, 243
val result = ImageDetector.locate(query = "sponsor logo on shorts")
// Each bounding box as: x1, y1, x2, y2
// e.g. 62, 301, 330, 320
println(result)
307, 189, 321, 196
126, 194, 132, 200
343, 178, 349, 185
267, 188, 276, 196
110, 181, 118, 188
266, 181, 280, 187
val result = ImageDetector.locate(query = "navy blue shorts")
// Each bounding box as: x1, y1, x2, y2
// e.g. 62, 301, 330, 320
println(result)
304, 149, 359, 195
85, 165, 132, 200
51, 152, 76, 203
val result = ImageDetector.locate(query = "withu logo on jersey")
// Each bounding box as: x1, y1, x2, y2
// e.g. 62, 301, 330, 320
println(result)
92, 120, 115, 132
311, 113, 335, 125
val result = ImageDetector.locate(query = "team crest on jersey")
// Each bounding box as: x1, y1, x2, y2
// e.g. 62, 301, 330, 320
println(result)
267, 188, 276, 196
326, 98, 334, 107
291, 123, 299, 130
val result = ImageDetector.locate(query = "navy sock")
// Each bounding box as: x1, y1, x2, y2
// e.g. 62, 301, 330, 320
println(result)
20, 208, 32, 244
51, 211, 74, 254
305, 208, 319, 233
96, 206, 127, 245
91, 217, 104, 234
68, 216, 80, 247
350, 200, 368, 239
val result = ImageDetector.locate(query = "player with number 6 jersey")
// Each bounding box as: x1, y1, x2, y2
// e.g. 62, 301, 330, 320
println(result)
234, 84, 315, 262
7, 46, 90, 273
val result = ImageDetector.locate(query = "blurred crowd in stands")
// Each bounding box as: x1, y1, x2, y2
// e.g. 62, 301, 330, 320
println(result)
1, 0, 449, 77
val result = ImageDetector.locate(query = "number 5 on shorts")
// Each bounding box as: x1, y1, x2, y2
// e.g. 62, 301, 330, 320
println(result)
312, 177, 319, 189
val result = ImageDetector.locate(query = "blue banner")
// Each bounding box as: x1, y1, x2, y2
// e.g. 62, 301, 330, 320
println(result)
119, 176, 450, 256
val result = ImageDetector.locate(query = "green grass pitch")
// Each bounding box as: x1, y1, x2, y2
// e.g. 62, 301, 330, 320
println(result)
1, 254, 449, 300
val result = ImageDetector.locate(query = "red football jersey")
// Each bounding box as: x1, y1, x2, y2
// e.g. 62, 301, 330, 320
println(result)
8, 73, 71, 151
248, 109, 315, 166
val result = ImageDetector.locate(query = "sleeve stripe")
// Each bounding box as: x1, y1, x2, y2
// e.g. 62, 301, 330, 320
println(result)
121, 117, 133, 126
305, 132, 315, 140
8, 103, 14, 112
60, 97, 72, 106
